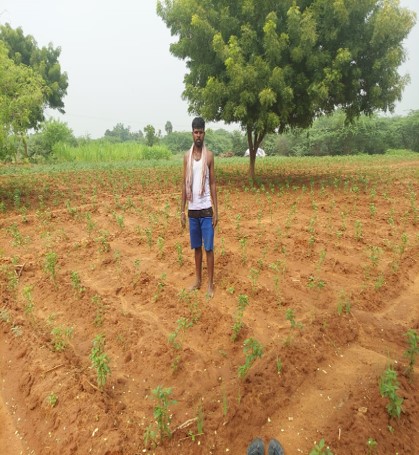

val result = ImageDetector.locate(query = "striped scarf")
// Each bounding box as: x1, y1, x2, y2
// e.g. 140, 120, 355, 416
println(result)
185, 144, 208, 202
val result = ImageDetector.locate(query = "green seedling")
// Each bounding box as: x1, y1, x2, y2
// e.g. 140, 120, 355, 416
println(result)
286, 308, 303, 330
51, 325, 74, 351
95, 230, 110, 253
145, 227, 153, 249
276, 357, 283, 374
89, 334, 111, 390
238, 338, 263, 379
70, 271, 85, 295
366, 437, 378, 455
337, 290, 351, 316
149, 386, 177, 442
403, 329, 418, 378
22, 285, 34, 315
46, 392, 58, 408
309, 438, 334, 455
44, 252, 58, 282
379, 364, 404, 419
157, 236, 165, 258
232, 294, 249, 341
175, 242, 183, 265
354, 220, 363, 241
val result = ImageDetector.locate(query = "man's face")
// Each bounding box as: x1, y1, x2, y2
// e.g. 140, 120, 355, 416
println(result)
192, 128, 205, 147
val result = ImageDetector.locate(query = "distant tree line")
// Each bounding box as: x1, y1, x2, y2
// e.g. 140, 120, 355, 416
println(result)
3, 109, 416, 163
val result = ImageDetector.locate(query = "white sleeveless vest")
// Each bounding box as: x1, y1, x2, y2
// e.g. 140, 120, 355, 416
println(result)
189, 156, 211, 210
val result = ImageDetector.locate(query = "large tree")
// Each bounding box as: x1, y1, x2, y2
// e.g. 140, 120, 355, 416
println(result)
157, 0, 416, 178
0, 43, 45, 160
0, 23, 68, 127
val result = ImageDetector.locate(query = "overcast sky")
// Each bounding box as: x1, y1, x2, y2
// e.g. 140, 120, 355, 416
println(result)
1, 0, 418, 138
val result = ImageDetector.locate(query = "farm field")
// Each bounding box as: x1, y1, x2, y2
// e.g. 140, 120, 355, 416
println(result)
0, 155, 418, 455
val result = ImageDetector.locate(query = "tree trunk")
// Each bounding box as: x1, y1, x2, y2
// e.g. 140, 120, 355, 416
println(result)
249, 150, 256, 180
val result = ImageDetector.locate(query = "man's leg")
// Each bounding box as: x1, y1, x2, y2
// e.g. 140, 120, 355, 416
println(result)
206, 249, 214, 297
191, 247, 202, 290
189, 217, 202, 290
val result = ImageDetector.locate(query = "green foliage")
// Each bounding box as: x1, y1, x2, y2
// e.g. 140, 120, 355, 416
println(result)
44, 252, 58, 282
149, 386, 177, 442
309, 439, 334, 455
89, 334, 111, 390
51, 325, 73, 351
0, 23, 68, 122
52, 141, 171, 162
231, 294, 249, 341
157, 0, 416, 177
144, 124, 158, 147
403, 329, 419, 377
46, 392, 58, 408
29, 119, 76, 158
379, 365, 404, 419
238, 337, 263, 379
104, 123, 143, 142
0, 42, 45, 160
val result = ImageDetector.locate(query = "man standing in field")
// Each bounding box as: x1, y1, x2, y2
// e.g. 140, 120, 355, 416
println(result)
181, 117, 218, 298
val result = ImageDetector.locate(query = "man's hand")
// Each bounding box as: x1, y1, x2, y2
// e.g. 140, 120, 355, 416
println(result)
212, 213, 218, 228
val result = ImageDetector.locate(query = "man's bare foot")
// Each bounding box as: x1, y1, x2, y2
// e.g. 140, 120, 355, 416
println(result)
189, 281, 201, 291
206, 284, 214, 299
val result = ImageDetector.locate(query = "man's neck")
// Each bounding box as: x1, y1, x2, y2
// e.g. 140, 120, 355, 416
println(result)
193, 146, 202, 159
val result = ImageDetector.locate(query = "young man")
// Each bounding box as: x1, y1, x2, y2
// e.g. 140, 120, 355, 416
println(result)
181, 117, 218, 298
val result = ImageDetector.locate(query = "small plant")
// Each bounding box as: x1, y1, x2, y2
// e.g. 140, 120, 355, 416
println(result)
366, 437, 378, 454
238, 338, 263, 379
168, 317, 192, 351
354, 220, 363, 241
403, 329, 418, 378
285, 308, 303, 330
0, 307, 11, 323
22, 285, 34, 315
276, 357, 283, 374
309, 438, 334, 455
231, 294, 249, 341
90, 334, 111, 390
51, 325, 74, 351
44, 251, 58, 282
152, 273, 167, 302
70, 271, 85, 295
144, 424, 158, 449
175, 242, 183, 265
307, 275, 326, 289
149, 386, 177, 442
337, 290, 351, 316
248, 267, 260, 291
95, 230, 111, 253
157, 236, 165, 258
239, 237, 247, 264
379, 364, 404, 419
196, 401, 204, 436
46, 392, 58, 408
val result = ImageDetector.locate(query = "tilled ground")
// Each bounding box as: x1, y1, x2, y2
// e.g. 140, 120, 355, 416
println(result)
1, 157, 418, 455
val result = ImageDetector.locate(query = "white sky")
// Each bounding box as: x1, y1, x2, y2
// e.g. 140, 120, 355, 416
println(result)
1, 0, 418, 138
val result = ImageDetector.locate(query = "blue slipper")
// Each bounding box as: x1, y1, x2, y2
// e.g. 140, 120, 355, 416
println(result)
268, 439, 284, 455
247, 438, 265, 455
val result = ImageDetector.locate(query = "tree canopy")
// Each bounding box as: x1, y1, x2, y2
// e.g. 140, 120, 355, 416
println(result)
157, 0, 416, 178
0, 42, 45, 160
0, 23, 68, 127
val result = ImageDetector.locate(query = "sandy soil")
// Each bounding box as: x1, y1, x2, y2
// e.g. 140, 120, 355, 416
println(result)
0, 157, 418, 455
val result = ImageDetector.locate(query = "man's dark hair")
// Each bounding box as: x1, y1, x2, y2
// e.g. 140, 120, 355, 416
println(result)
192, 117, 205, 130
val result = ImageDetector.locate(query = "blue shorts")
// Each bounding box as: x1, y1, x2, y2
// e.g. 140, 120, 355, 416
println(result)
189, 217, 214, 251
